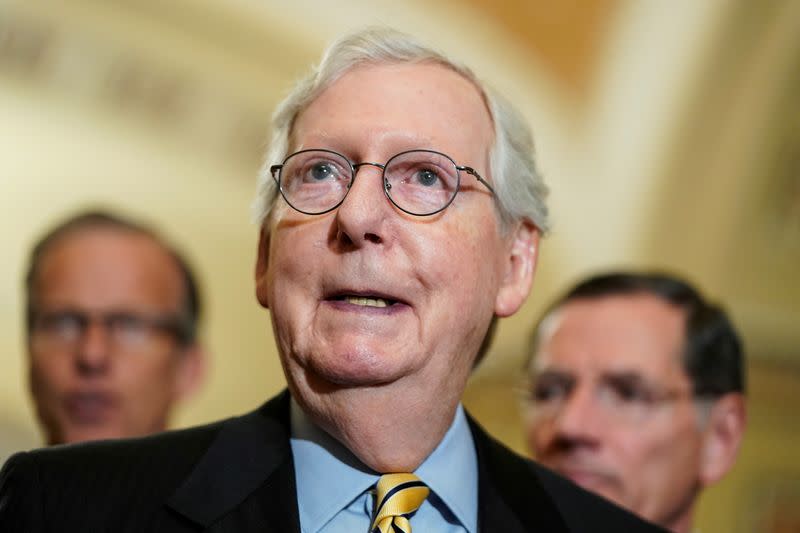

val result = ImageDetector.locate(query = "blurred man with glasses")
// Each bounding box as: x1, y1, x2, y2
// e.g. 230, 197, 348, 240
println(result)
1, 29, 663, 531
24, 210, 205, 445
524, 272, 747, 533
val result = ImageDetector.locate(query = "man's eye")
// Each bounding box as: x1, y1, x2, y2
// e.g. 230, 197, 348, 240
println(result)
109, 314, 148, 338
414, 168, 440, 187
309, 162, 338, 181
44, 313, 83, 335
610, 383, 651, 404
532, 382, 566, 403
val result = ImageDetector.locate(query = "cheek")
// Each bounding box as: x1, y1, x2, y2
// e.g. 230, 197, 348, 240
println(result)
266, 226, 321, 299
29, 353, 68, 393
266, 240, 319, 351
117, 355, 179, 399
425, 221, 502, 293
524, 416, 547, 453
616, 427, 670, 469
615, 422, 701, 495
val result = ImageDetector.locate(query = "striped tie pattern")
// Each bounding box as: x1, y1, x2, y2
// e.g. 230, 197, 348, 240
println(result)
370, 473, 430, 533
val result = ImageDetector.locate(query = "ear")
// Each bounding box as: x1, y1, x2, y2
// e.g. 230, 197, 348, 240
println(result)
495, 221, 540, 317
698, 393, 747, 486
173, 344, 207, 403
255, 227, 270, 309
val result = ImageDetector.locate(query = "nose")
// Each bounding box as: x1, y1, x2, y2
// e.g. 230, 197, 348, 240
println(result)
334, 163, 391, 247
549, 385, 604, 448
74, 319, 112, 375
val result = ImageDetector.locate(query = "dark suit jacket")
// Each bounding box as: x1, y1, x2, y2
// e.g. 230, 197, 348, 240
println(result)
0, 391, 665, 532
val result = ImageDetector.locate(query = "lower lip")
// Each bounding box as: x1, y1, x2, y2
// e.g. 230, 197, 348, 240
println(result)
65, 394, 116, 424
323, 299, 409, 315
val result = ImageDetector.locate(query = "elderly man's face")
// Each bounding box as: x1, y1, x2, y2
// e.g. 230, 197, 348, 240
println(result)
257, 62, 535, 413
525, 294, 708, 528
28, 228, 202, 444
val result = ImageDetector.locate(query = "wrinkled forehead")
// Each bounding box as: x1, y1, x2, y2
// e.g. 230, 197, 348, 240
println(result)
290, 61, 495, 157
531, 295, 689, 383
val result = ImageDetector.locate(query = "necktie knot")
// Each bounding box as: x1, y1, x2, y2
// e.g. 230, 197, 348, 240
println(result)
370, 473, 430, 533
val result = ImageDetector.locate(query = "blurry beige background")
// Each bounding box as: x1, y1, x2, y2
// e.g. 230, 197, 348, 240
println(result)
1, 1, 798, 531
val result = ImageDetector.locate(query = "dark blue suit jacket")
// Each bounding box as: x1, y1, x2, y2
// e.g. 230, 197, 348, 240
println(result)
0, 391, 665, 532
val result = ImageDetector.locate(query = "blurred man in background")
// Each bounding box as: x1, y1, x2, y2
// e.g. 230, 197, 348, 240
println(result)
524, 272, 747, 532
25, 210, 206, 444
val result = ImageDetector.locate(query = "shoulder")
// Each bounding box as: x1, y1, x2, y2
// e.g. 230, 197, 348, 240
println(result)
0, 393, 292, 531
0, 417, 231, 531
529, 461, 668, 531
468, 416, 666, 532
5, 416, 226, 484
0, 393, 293, 531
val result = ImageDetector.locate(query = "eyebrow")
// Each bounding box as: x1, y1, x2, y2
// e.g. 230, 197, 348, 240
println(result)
600, 370, 646, 383
532, 368, 652, 387
530, 369, 575, 384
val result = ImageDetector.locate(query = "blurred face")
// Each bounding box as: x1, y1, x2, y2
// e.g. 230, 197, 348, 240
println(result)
257, 62, 536, 419
28, 227, 200, 444
526, 294, 705, 529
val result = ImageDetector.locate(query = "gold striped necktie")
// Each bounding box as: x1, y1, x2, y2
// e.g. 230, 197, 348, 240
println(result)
370, 473, 430, 533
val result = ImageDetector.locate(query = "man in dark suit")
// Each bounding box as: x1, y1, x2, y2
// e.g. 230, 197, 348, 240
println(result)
0, 28, 665, 532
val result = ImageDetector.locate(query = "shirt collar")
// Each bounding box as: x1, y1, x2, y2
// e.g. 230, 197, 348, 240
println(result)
289, 398, 478, 533
290, 399, 376, 532
416, 403, 478, 532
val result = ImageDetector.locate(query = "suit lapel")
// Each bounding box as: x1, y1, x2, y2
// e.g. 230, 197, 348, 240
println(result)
469, 414, 570, 532
167, 391, 300, 532
165, 395, 571, 531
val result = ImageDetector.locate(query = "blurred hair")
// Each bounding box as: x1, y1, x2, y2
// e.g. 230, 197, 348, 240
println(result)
25, 210, 201, 345
528, 272, 745, 396
253, 26, 549, 234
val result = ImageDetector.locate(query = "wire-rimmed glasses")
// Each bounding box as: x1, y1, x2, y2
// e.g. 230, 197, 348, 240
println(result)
270, 148, 495, 216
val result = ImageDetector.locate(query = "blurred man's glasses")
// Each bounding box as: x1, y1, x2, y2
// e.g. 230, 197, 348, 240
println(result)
520, 372, 697, 425
270, 148, 495, 216
30, 310, 189, 352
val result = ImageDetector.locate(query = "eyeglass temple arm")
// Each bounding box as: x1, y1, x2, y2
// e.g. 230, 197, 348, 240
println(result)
457, 166, 495, 195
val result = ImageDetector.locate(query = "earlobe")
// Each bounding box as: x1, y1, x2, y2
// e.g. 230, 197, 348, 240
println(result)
255, 227, 271, 309
494, 221, 540, 317
699, 393, 747, 486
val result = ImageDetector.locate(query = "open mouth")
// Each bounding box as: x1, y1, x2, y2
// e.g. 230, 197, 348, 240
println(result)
326, 290, 405, 309
340, 296, 391, 308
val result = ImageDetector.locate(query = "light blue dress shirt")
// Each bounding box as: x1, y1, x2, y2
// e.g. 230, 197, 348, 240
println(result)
290, 399, 478, 533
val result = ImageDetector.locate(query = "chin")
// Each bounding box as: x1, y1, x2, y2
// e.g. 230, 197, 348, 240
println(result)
61, 427, 116, 444
296, 344, 415, 390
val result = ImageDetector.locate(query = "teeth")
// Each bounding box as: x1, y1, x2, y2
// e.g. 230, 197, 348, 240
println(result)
345, 296, 389, 308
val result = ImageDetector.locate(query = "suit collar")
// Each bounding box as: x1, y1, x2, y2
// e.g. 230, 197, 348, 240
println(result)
167, 391, 299, 530
165, 393, 570, 531
468, 413, 570, 532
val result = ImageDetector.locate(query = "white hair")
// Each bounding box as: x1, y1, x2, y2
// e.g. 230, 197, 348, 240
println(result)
253, 26, 549, 233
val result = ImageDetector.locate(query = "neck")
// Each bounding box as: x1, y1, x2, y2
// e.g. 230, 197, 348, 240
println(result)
662, 499, 696, 533
291, 374, 462, 472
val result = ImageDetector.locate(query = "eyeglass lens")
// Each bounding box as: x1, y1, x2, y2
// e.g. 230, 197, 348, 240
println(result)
276, 149, 461, 216
32, 310, 182, 351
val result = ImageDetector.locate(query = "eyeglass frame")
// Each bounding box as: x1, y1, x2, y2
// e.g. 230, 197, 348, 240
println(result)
29, 309, 193, 352
269, 148, 496, 217
517, 372, 714, 426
